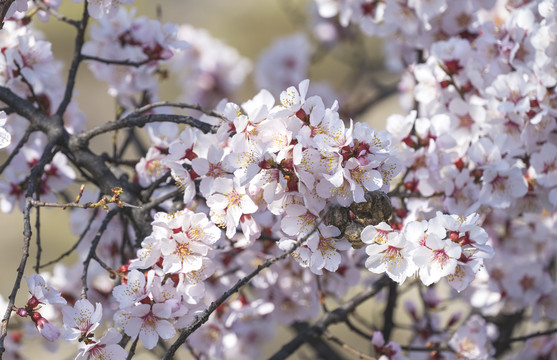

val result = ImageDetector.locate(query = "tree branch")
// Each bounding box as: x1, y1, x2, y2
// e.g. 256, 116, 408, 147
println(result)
0, 141, 56, 357
0, 0, 15, 29
78, 114, 217, 143
161, 217, 328, 360
382, 280, 398, 342
130, 101, 225, 119
81, 54, 151, 67
323, 330, 376, 360
33, 0, 80, 27
507, 327, 557, 344
80, 209, 118, 299
56, 0, 89, 116
268, 275, 390, 360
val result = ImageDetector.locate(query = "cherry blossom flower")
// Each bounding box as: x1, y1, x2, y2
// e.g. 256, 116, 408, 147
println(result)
206, 177, 258, 238
25, 273, 67, 306
61, 299, 102, 341
135, 147, 168, 187
365, 232, 418, 285
0, 111, 10, 149
280, 204, 319, 239
479, 165, 528, 208
112, 269, 153, 309
305, 225, 351, 274
410, 234, 462, 286
449, 315, 495, 360
114, 303, 176, 350
75, 328, 128, 360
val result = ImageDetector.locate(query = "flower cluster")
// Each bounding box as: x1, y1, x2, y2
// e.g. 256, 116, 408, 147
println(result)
63, 300, 127, 360
168, 25, 252, 108
82, 7, 183, 108
362, 212, 493, 290
1, 0, 557, 359
13, 274, 66, 342
0, 21, 82, 213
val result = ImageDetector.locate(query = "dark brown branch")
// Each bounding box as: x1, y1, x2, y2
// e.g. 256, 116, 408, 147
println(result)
0, 0, 15, 29
290, 322, 343, 360
141, 171, 171, 200
0, 87, 51, 131
506, 327, 557, 343
140, 189, 181, 212
56, 0, 88, 116
126, 336, 140, 360
382, 280, 398, 342
345, 317, 373, 340
80, 209, 118, 299
92, 254, 119, 278
400, 344, 451, 352
81, 54, 151, 67
78, 114, 217, 143
0, 141, 56, 357
34, 190, 41, 273
268, 275, 390, 360
491, 311, 524, 356
130, 101, 225, 119
0, 85, 162, 241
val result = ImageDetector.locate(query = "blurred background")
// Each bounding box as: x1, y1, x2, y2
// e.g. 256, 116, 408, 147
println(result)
0, 1, 403, 358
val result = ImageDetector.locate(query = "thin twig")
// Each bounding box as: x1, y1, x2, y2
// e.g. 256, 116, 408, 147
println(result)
30, 199, 141, 210
81, 54, 151, 67
345, 316, 373, 340
34, 190, 41, 273
142, 171, 171, 200
0, 125, 34, 176
92, 254, 119, 278
13, 61, 47, 114
80, 210, 118, 299
56, 0, 89, 116
129, 100, 225, 119
126, 336, 140, 360
33, 0, 80, 27
140, 189, 181, 212
78, 113, 217, 142
400, 344, 451, 352
268, 275, 390, 360
39, 208, 99, 268
316, 277, 329, 313
290, 322, 343, 360
0, 141, 56, 357
161, 216, 328, 360
323, 330, 376, 360
184, 340, 202, 360
507, 328, 557, 343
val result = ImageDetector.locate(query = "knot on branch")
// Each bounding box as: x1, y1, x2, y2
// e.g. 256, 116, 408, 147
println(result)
325, 190, 392, 249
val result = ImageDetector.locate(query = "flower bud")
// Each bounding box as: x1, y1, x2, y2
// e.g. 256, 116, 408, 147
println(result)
36, 317, 60, 342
